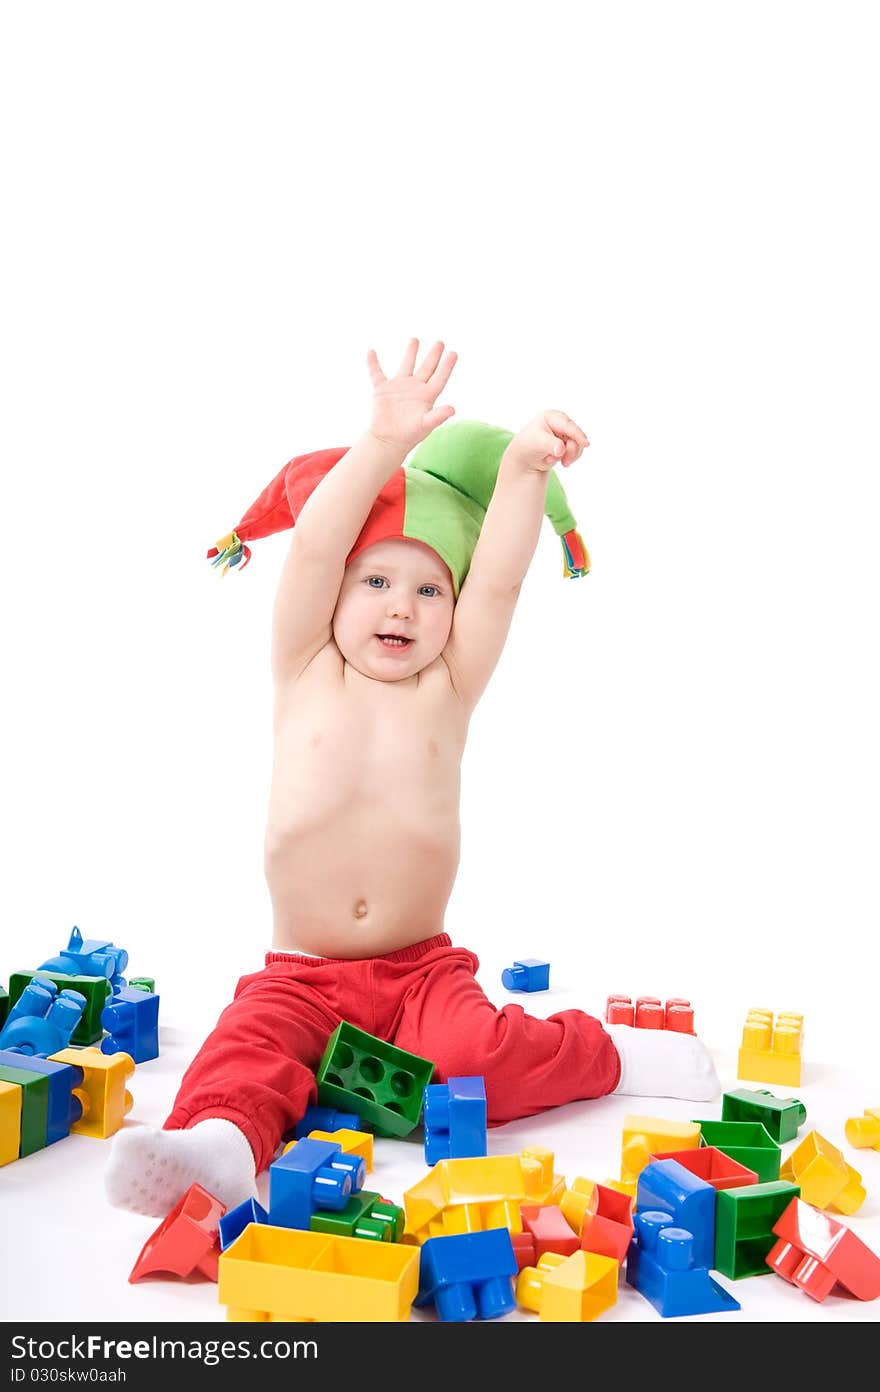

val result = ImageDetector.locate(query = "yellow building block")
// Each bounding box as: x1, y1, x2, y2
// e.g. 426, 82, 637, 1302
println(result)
49, 1046, 134, 1138
282, 1128, 374, 1173
516, 1249, 618, 1321
560, 1178, 597, 1235
403, 1153, 530, 1243
520, 1146, 566, 1206
1, 1080, 23, 1167
779, 1130, 865, 1215
737, 1008, 803, 1087
845, 1108, 880, 1151
604, 1177, 638, 1201
217, 1224, 419, 1322
621, 1115, 702, 1188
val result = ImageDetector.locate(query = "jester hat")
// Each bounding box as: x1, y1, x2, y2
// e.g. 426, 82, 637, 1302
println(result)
207, 419, 589, 596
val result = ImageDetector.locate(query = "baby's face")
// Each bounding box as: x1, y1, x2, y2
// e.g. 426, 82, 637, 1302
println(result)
333, 538, 455, 681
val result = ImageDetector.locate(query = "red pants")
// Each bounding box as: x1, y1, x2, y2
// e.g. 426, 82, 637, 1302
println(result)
164, 933, 621, 1172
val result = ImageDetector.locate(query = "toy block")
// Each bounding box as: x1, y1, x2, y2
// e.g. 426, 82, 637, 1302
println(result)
0, 1062, 49, 1156
217, 1225, 420, 1322
621, 1115, 701, 1188
604, 1177, 637, 1201
403, 1153, 530, 1243
0, 1079, 22, 1166
129, 1183, 226, 1282
315, 1021, 434, 1138
626, 1211, 740, 1317
844, 1107, 880, 1151
519, 1145, 566, 1207
0, 985, 8, 1029
520, 1204, 580, 1259
128, 977, 155, 993
310, 1189, 403, 1242
636, 1159, 715, 1271
779, 1130, 865, 1215
48, 1046, 134, 1138
560, 1177, 596, 1235
501, 959, 549, 992
605, 995, 695, 1034
652, 1146, 758, 1191
39, 925, 129, 990
694, 1119, 781, 1183
511, 1229, 537, 1269
268, 1136, 365, 1230
516, 1249, 619, 1322
301, 1128, 373, 1173
0, 1049, 82, 1146
766, 1196, 880, 1301
714, 1180, 800, 1279
721, 1087, 806, 1144
219, 1197, 268, 1251
9, 970, 111, 1047
579, 1182, 635, 1263
100, 985, 159, 1063
293, 1104, 361, 1139
0, 978, 86, 1057
423, 1075, 487, 1164
414, 1227, 518, 1320
737, 1008, 803, 1087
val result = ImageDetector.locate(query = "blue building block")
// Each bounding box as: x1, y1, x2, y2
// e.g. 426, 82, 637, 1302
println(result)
414, 1228, 518, 1321
294, 1104, 361, 1139
39, 926, 129, 991
0, 1048, 82, 1145
423, 1076, 487, 1165
100, 985, 159, 1063
626, 1210, 740, 1317
0, 979, 86, 1057
636, 1158, 716, 1272
501, 959, 549, 992
268, 1137, 366, 1230
219, 1197, 269, 1251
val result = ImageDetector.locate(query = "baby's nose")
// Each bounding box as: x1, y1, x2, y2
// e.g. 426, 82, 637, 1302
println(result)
387, 596, 412, 619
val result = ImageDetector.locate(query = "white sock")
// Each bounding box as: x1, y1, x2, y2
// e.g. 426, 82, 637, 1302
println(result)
104, 1118, 258, 1219
605, 1024, 721, 1102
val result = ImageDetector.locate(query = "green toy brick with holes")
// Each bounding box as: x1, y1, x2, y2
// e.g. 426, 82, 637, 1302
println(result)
9, 970, 111, 1047
714, 1180, 800, 1279
694, 1119, 781, 1183
315, 1022, 434, 1138
128, 977, 156, 993
309, 1189, 404, 1242
721, 1088, 806, 1145
0, 1062, 50, 1158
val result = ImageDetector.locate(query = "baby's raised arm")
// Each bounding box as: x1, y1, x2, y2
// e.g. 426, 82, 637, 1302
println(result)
271, 338, 457, 683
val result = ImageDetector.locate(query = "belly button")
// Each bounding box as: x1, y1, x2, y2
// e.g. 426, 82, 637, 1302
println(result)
354, 899, 368, 919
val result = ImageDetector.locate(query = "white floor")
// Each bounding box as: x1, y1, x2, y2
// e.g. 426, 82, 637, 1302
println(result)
1, 1015, 878, 1324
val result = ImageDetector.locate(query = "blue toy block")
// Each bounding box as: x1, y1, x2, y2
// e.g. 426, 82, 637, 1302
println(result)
626, 1210, 740, 1317
219, 1197, 269, 1251
0, 1048, 82, 1145
414, 1228, 518, 1321
423, 1076, 487, 1165
268, 1137, 366, 1230
294, 1105, 361, 1139
636, 1158, 716, 1271
0, 979, 86, 1057
39, 926, 129, 991
501, 958, 549, 992
100, 985, 159, 1063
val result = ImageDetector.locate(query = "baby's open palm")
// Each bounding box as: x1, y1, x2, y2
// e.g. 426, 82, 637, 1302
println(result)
367, 338, 457, 453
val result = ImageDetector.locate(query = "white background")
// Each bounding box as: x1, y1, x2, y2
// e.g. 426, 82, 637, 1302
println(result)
1, 1, 878, 1326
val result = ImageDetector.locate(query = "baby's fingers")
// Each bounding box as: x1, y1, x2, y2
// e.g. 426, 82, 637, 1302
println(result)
545, 408, 590, 450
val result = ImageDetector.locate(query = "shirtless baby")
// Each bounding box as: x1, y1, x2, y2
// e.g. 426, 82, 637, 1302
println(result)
106, 337, 720, 1218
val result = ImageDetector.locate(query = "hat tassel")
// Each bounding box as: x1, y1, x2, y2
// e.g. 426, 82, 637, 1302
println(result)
207, 531, 252, 576
561, 528, 590, 578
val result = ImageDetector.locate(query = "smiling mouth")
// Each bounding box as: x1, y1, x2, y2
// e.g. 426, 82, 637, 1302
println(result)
376, 634, 412, 647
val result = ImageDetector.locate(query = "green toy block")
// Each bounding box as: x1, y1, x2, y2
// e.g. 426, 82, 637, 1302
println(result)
0, 1063, 50, 1158
309, 1189, 398, 1242
315, 1022, 434, 1138
9, 970, 111, 1047
0, 985, 8, 1029
721, 1088, 806, 1144
128, 977, 155, 993
714, 1180, 800, 1279
694, 1119, 781, 1183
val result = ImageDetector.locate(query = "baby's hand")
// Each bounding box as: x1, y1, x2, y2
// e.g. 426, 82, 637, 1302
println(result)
507, 410, 590, 472
366, 337, 458, 453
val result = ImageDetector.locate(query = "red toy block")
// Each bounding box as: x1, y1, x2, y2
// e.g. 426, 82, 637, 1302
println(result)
520, 1204, 580, 1260
580, 1182, 635, 1263
605, 995, 695, 1034
511, 1229, 536, 1271
652, 1146, 759, 1191
129, 1183, 226, 1283
766, 1196, 880, 1302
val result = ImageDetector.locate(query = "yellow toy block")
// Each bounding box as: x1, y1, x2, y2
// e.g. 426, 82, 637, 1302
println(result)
737, 1008, 803, 1087
1, 1080, 23, 1167
515, 1249, 619, 1321
217, 1224, 419, 1322
621, 1115, 702, 1187
520, 1146, 566, 1206
560, 1178, 597, 1235
779, 1130, 866, 1215
845, 1108, 880, 1151
403, 1153, 530, 1243
283, 1128, 374, 1172
604, 1177, 637, 1200
49, 1046, 134, 1138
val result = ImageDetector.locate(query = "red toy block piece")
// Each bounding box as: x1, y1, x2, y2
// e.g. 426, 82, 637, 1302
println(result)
652, 1146, 759, 1191
520, 1204, 580, 1260
766, 1196, 880, 1302
605, 995, 696, 1034
129, 1183, 226, 1283
580, 1182, 635, 1263
606, 995, 635, 1026
511, 1230, 536, 1271
635, 998, 664, 1029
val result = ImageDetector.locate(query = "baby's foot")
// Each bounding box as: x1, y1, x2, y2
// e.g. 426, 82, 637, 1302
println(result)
104, 1118, 258, 1218
605, 1023, 721, 1102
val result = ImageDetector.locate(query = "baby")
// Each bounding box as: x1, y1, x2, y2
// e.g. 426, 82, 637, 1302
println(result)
106, 337, 719, 1218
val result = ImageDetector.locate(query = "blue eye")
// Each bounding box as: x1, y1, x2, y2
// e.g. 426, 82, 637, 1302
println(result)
420, 585, 439, 597
365, 576, 387, 588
